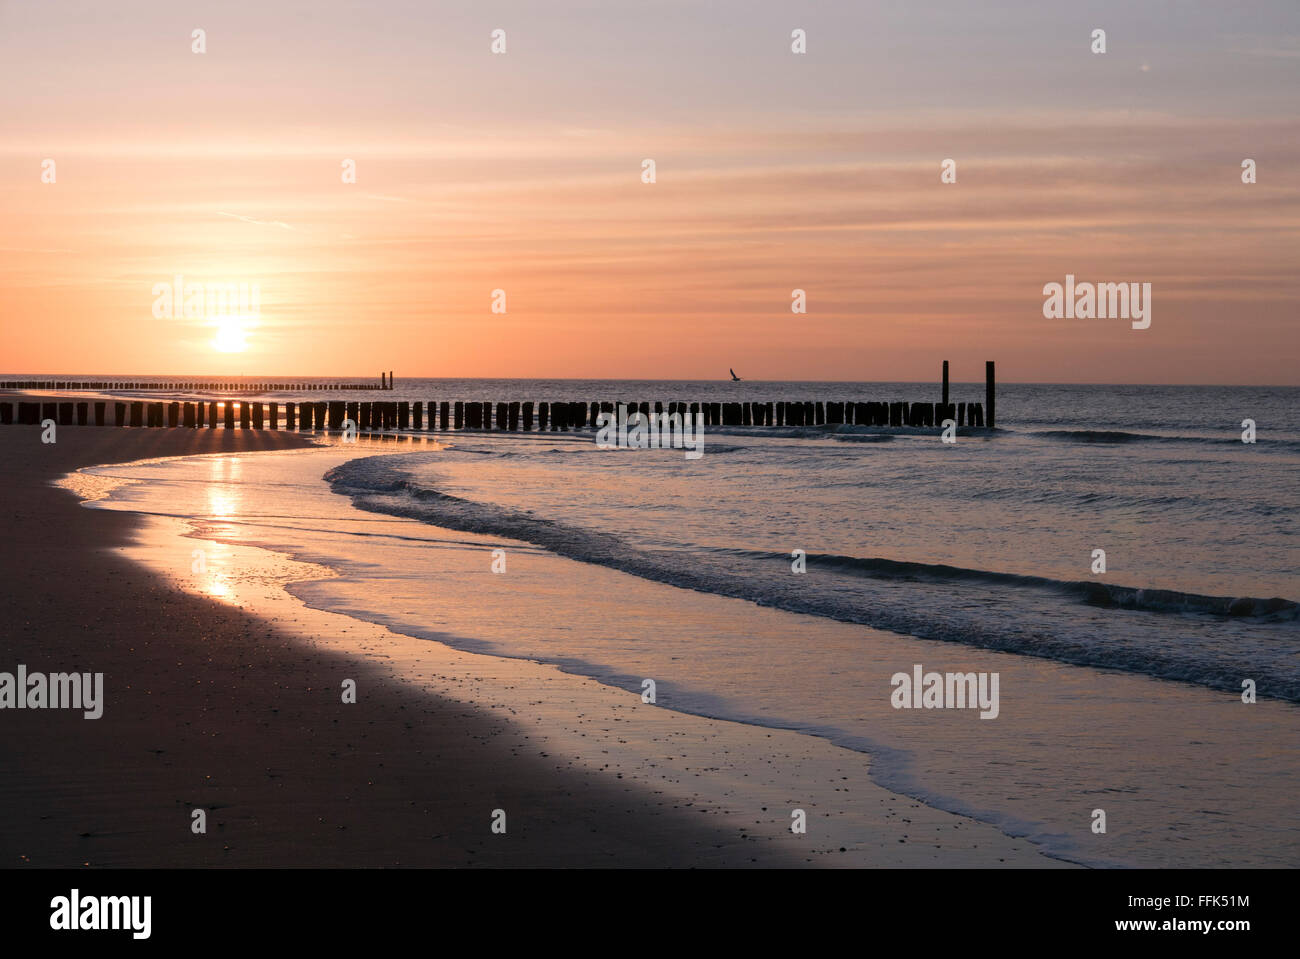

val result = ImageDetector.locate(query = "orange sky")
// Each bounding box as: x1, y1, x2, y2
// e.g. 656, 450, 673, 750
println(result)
2, 1, 1297, 383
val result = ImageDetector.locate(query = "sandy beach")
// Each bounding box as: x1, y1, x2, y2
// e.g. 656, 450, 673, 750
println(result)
0, 420, 1063, 867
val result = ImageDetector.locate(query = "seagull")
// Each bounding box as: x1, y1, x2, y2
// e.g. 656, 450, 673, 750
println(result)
729, 368, 741, 381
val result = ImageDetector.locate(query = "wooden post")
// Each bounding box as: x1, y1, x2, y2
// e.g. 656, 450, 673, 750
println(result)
0, 403, 12, 425
412, 401, 424, 430
286, 402, 297, 431
94, 402, 106, 426
239, 401, 250, 430
942, 360, 950, 406
115, 403, 127, 427
454, 401, 464, 430
496, 402, 507, 430
439, 401, 449, 430
269, 402, 279, 429
252, 402, 264, 430
168, 402, 180, 427
522, 401, 533, 431
130, 402, 144, 427
347, 401, 359, 430
225, 402, 236, 430
985, 361, 995, 430
398, 402, 410, 430
76, 402, 88, 425
537, 402, 548, 431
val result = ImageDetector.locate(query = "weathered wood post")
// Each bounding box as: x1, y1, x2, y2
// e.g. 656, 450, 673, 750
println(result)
347, 401, 359, 430
412, 402, 423, 430
496, 402, 508, 430
985, 361, 995, 430
454, 401, 464, 430
183, 403, 195, 428
509, 401, 520, 431
269, 402, 279, 429
286, 402, 297, 430
0, 403, 12, 425
76, 402, 89, 425
537, 402, 548, 431
94, 402, 106, 426
398, 402, 410, 430
942, 360, 950, 407
439, 401, 450, 430
168, 402, 180, 427
115, 403, 127, 426
129, 402, 144, 427
522, 401, 534, 431
253, 402, 265, 429
224, 401, 236, 430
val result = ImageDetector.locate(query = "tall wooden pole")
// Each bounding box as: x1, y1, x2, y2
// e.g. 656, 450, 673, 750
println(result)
985, 361, 996, 430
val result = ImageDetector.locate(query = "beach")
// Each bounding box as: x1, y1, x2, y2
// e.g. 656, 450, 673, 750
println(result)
0, 419, 1068, 868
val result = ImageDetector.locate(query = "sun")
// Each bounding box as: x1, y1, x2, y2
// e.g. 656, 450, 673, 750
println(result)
211, 317, 249, 353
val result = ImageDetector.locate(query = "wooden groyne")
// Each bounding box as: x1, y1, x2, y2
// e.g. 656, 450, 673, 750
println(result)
0, 379, 386, 393
0, 364, 995, 432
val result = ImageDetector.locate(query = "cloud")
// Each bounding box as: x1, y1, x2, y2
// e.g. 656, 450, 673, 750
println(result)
217, 212, 293, 230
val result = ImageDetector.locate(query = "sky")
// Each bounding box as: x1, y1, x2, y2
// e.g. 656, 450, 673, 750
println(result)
1, 0, 1297, 382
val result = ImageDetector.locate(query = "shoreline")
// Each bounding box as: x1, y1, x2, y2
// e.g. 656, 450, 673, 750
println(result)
0, 426, 1060, 867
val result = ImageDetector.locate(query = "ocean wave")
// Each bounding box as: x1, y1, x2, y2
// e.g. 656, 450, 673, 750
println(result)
1030, 429, 1300, 453
745, 551, 1298, 620
324, 453, 1300, 701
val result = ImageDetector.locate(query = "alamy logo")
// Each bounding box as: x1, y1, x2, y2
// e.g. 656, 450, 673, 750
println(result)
50, 890, 151, 939
152, 275, 260, 320
1042, 274, 1151, 329
595, 404, 704, 460
890, 664, 999, 719
0, 665, 103, 718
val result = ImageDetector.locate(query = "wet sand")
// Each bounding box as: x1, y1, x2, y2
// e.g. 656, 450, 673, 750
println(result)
0, 423, 1060, 867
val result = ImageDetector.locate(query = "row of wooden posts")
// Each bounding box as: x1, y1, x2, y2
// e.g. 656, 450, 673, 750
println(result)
1, 371, 396, 393
1, 397, 988, 431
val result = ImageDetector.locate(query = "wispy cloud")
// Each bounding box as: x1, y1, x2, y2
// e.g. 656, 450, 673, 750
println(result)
217, 212, 293, 230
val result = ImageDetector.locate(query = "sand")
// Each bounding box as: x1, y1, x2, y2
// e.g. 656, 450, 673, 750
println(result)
0, 421, 1061, 867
